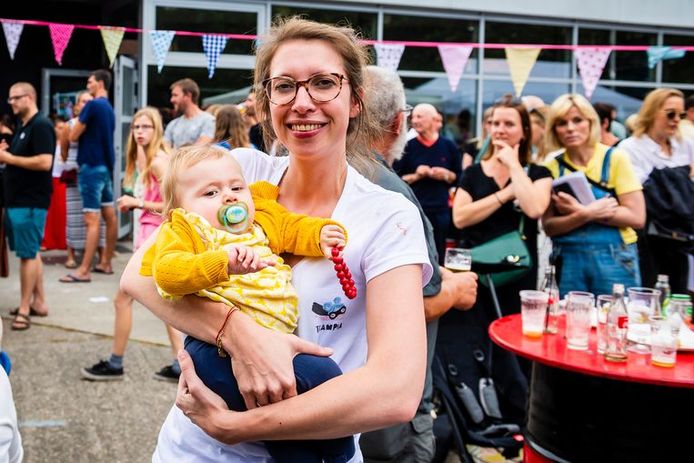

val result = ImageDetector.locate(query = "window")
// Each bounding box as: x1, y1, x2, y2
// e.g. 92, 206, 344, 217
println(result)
485, 22, 572, 78
156, 7, 258, 55
577, 84, 653, 120
662, 34, 694, 84
271, 6, 377, 39
384, 15, 478, 73
615, 31, 656, 82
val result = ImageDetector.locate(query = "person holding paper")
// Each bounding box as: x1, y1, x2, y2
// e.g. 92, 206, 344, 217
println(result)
542, 94, 645, 296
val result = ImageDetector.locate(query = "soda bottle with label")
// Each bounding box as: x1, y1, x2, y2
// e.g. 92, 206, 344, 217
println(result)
655, 274, 671, 316
605, 283, 628, 362
539, 265, 559, 334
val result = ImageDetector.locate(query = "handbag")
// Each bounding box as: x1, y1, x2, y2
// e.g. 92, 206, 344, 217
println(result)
59, 168, 78, 185
471, 215, 531, 288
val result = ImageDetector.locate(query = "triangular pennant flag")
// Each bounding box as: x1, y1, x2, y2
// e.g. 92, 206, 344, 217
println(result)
149, 30, 175, 73
647, 46, 686, 69
374, 43, 405, 72
99, 26, 125, 68
202, 34, 227, 79
48, 23, 74, 65
2, 21, 23, 60
505, 47, 541, 97
438, 45, 473, 92
575, 48, 611, 99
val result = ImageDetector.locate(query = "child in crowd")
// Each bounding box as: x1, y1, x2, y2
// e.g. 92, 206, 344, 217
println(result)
140, 144, 355, 463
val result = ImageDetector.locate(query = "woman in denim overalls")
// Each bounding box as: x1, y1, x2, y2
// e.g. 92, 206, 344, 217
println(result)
542, 94, 646, 297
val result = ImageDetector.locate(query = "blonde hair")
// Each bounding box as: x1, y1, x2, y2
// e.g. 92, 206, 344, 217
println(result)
545, 94, 601, 152
633, 88, 684, 138
160, 144, 229, 220
123, 107, 167, 190
215, 105, 251, 148
253, 16, 377, 173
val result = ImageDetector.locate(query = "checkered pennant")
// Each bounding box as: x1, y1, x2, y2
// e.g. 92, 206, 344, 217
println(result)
149, 30, 175, 73
202, 34, 228, 79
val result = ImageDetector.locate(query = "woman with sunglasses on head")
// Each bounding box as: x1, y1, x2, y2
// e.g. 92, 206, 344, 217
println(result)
121, 17, 430, 462
618, 88, 694, 292
543, 94, 645, 297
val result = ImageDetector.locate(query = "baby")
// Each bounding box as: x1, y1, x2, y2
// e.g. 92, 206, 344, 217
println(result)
140, 145, 355, 463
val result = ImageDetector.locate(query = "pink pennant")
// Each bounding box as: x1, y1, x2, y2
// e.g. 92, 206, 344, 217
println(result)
438, 45, 473, 92
48, 24, 74, 65
575, 48, 611, 100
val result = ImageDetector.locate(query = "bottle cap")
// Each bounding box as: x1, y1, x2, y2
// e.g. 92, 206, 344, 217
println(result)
612, 283, 625, 294
657, 274, 669, 282
671, 294, 692, 301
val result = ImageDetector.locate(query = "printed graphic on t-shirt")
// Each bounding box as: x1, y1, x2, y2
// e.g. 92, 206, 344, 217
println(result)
312, 296, 348, 333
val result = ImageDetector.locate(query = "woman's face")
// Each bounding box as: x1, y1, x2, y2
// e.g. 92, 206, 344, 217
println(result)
530, 113, 545, 147
132, 115, 155, 147
553, 106, 591, 149
490, 107, 524, 147
268, 39, 359, 161
652, 96, 685, 139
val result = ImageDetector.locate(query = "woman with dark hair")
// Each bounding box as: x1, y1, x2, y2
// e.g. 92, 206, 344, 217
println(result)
213, 104, 252, 150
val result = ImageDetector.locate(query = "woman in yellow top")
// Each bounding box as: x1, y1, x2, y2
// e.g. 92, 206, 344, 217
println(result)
542, 94, 645, 296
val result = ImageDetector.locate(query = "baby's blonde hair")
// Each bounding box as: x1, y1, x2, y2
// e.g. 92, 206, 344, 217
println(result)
160, 144, 232, 220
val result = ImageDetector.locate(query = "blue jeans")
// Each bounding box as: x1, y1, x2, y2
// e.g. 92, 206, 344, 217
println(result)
185, 337, 355, 463
555, 242, 641, 297
78, 164, 113, 211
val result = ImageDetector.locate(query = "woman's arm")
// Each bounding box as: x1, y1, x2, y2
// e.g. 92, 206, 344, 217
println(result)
542, 192, 619, 237
452, 186, 510, 229
508, 166, 552, 219
601, 190, 646, 230
177, 264, 427, 443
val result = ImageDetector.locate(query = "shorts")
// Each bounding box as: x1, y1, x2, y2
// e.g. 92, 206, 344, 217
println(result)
78, 164, 114, 212
5, 207, 48, 259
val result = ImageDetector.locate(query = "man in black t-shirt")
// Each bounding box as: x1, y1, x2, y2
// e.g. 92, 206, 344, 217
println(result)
0, 82, 56, 330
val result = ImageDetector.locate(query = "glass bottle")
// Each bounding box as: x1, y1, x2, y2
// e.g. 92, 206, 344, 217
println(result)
655, 274, 671, 316
605, 284, 628, 362
539, 265, 559, 334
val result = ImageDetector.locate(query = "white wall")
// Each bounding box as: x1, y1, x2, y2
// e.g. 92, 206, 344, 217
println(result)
329, 0, 694, 29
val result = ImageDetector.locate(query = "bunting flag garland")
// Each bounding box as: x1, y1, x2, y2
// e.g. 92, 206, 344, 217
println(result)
48, 23, 74, 65
575, 48, 611, 99
646, 46, 686, 69
505, 47, 541, 97
149, 30, 175, 73
202, 34, 227, 78
374, 43, 405, 72
2, 21, 23, 60
437, 45, 473, 92
100, 26, 125, 68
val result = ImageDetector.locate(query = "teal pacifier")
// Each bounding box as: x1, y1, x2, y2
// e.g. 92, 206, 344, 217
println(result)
217, 202, 249, 233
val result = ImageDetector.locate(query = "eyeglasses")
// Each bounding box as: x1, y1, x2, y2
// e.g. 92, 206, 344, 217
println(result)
7, 94, 28, 103
663, 109, 687, 121
262, 73, 347, 106
401, 104, 413, 116
132, 124, 154, 131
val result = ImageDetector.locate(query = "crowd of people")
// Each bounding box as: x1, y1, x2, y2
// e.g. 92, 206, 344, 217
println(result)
1, 15, 694, 463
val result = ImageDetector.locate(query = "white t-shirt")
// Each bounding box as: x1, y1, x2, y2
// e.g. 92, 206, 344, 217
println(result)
163, 111, 215, 149
618, 134, 694, 184
153, 148, 432, 463
0, 368, 23, 463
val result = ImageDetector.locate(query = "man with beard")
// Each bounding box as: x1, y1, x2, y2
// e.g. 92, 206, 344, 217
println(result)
360, 65, 477, 463
0, 82, 55, 329
164, 78, 215, 149
394, 103, 462, 265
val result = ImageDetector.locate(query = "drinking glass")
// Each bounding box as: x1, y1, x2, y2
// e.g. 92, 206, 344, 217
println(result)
566, 291, 594, 351
444, 248, 472, 272
520, 290, 548, 338
627, 287, 661, 354
596, 295, 613, 354
649, 315, 677, 367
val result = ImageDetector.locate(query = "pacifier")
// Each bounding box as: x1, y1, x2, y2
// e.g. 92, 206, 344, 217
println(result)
217, 202, 250, 233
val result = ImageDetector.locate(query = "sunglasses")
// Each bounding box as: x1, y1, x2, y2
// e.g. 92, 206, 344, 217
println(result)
664, 109, 687, 121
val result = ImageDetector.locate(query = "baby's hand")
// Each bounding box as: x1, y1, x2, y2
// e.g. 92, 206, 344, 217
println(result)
320, 225, 346, 258
227, 246, 275, 274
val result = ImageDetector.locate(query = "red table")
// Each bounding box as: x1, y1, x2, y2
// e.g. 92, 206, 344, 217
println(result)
489, 314, 694, 462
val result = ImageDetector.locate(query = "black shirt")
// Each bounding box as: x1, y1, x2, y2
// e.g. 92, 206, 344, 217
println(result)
3, 113, 56, 209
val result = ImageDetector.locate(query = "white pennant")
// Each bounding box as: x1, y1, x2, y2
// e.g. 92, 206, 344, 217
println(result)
2, 21, 24, 60
149, 30, 175, 73
437, 45, 473, 92
374, 43, 405, 72
575, 48, 611, 99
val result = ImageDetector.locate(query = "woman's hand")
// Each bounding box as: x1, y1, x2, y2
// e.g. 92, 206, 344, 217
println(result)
224, 314, 333, 410
585, 196, 619, 222
116, 194, 138, 212
492, 140, 522, 170
176, 350, 236, 444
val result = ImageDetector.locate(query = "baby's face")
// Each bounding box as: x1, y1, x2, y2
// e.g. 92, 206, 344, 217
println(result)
177, 154, 255, 231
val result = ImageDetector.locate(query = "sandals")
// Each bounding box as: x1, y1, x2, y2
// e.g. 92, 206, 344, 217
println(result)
92, 266, 114, 275
59, 273, 91, 283
11, 312, 31, 331
10, 307, 48, 317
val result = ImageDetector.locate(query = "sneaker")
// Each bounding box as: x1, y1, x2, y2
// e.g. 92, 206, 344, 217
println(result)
81, 360, 124, 381
153, 365, 180, 383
